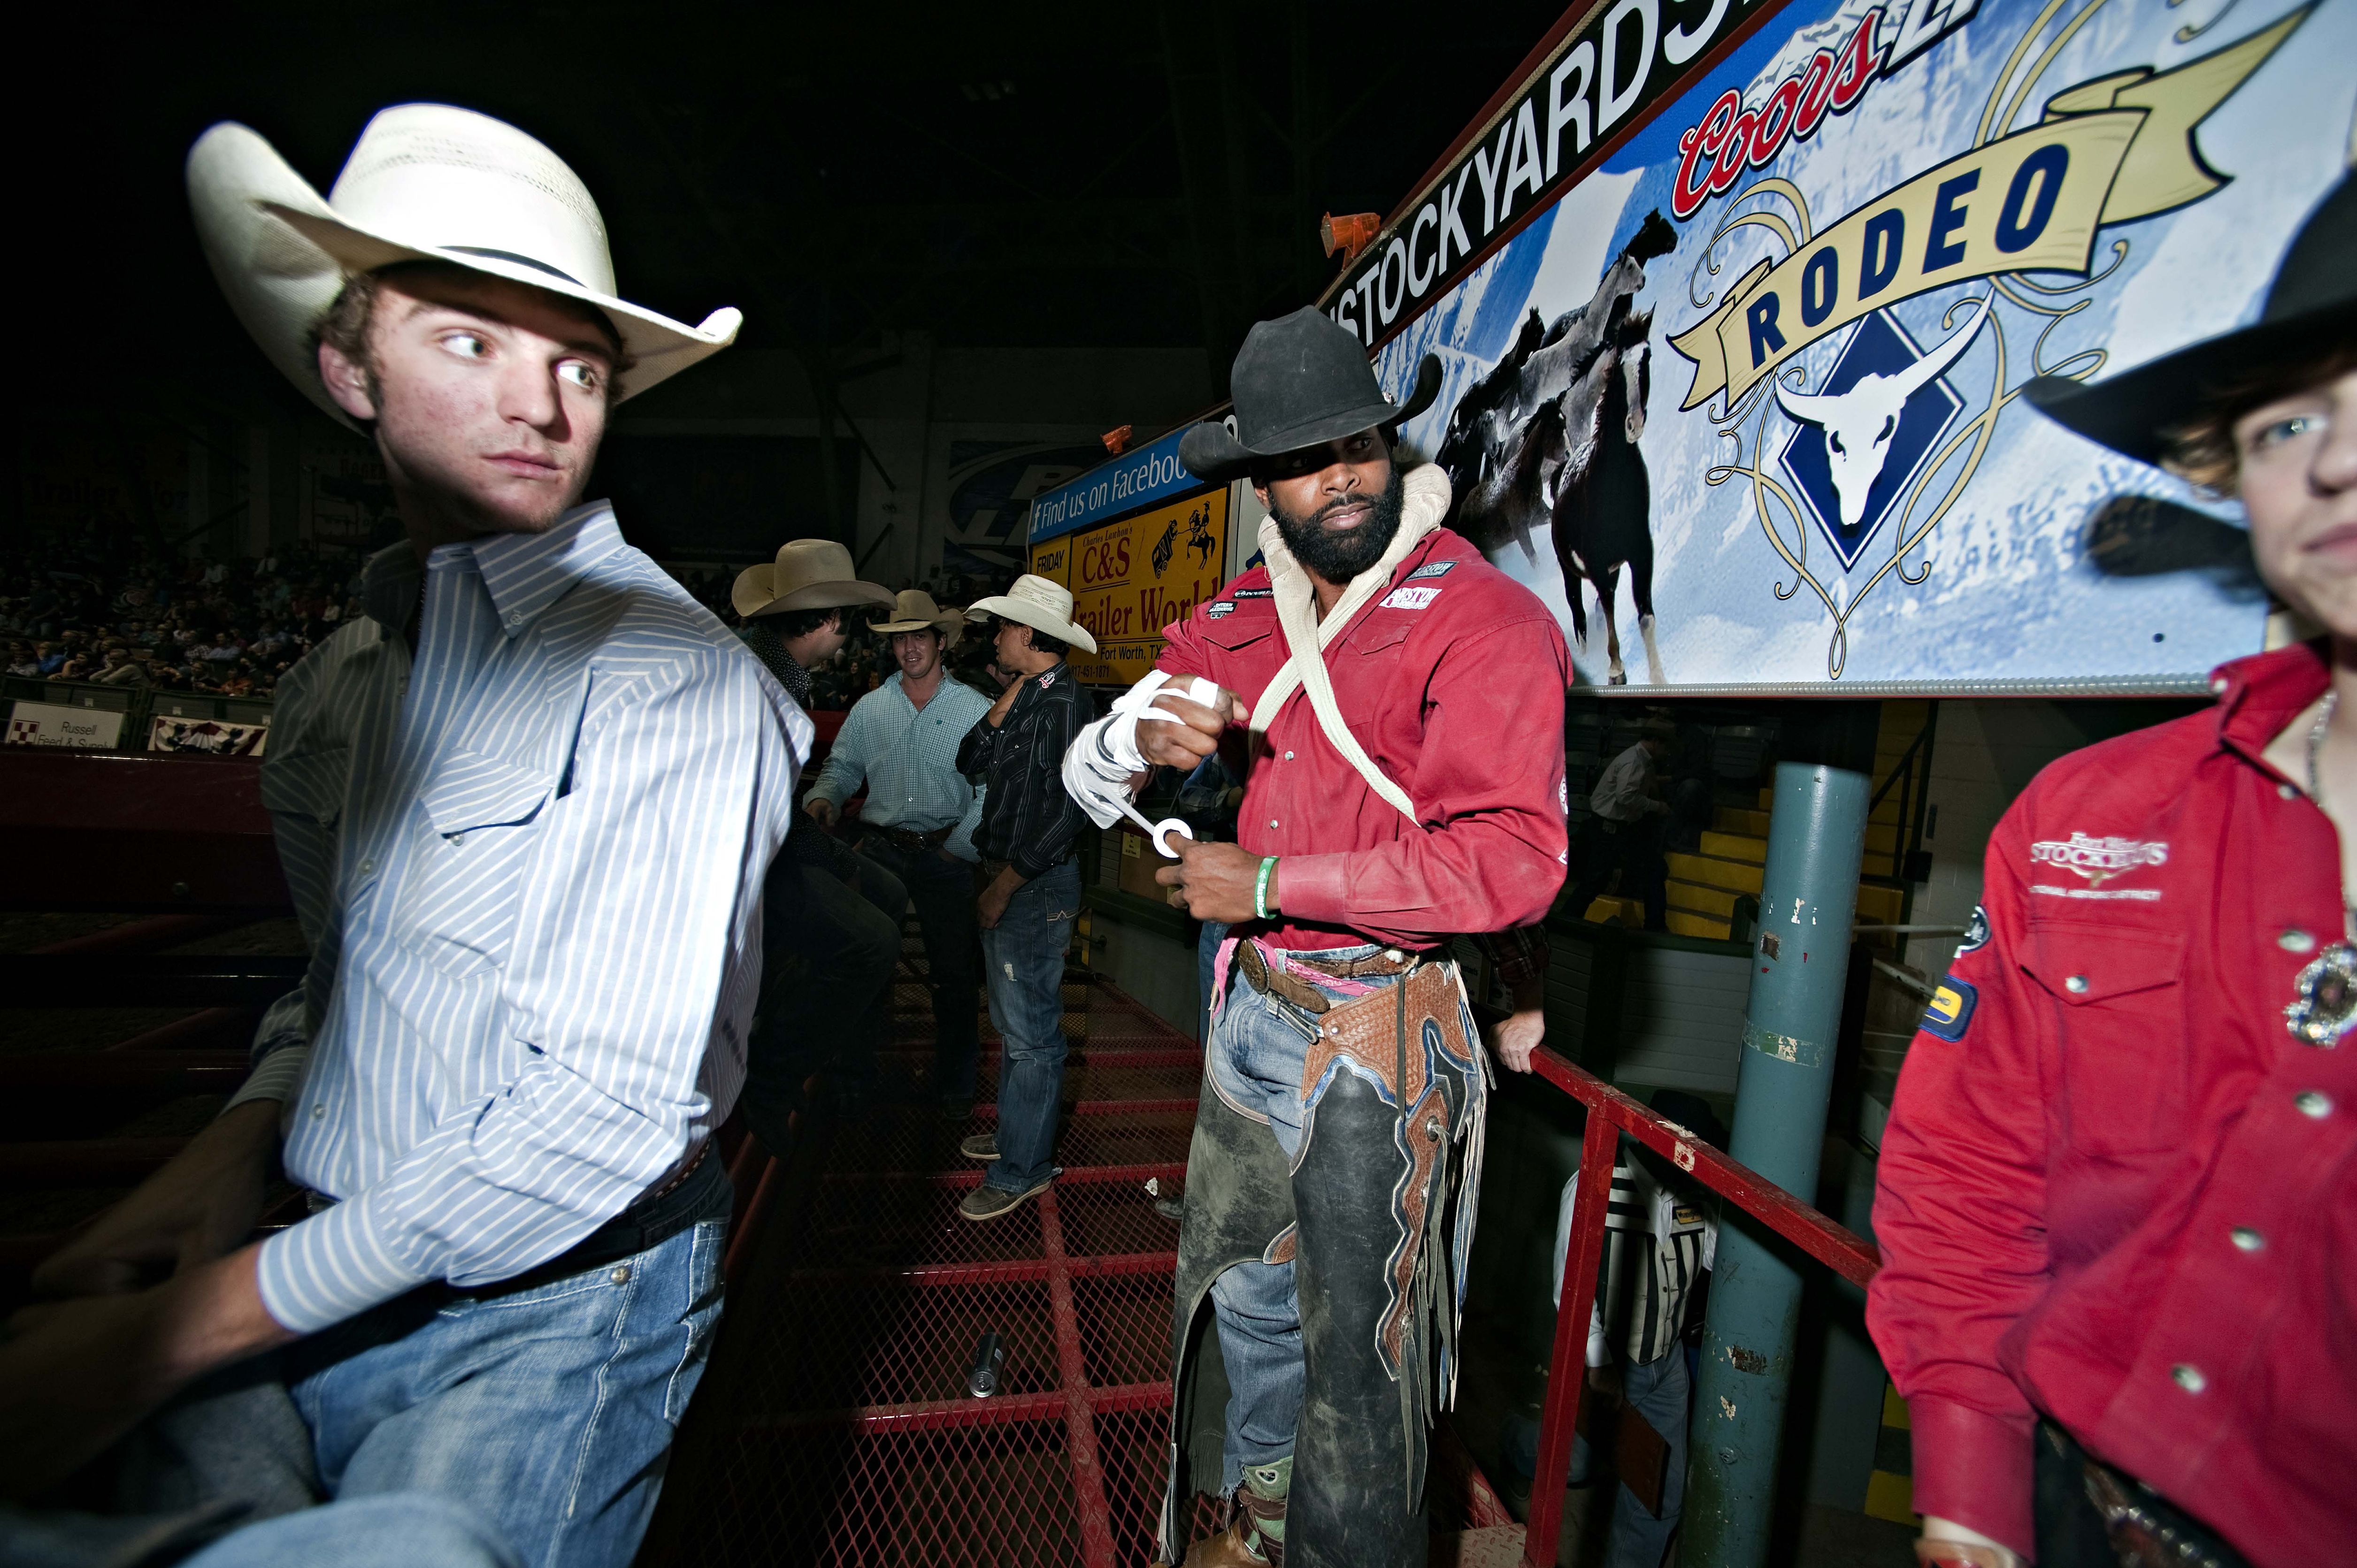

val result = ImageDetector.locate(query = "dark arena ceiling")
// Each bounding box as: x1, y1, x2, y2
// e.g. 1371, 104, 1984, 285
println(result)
26, 1, 1570, 420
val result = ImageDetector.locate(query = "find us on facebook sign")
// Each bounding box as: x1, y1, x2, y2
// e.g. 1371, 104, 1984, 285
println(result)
1029, 426, 1207, 546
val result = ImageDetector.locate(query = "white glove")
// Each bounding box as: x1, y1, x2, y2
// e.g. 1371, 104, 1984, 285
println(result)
1061, 671, 1224, 829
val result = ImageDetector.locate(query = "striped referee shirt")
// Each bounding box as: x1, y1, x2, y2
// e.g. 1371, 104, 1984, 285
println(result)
1552, 1149, 1718, 1366
225, 502, 807, 1334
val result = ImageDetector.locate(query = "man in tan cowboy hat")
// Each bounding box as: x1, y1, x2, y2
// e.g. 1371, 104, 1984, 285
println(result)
804, 589, 995, 1115
0, 105, 798, 1568
729, 540, 910, 1133
731, 538, 895, 708
950, 575, 1098, 1219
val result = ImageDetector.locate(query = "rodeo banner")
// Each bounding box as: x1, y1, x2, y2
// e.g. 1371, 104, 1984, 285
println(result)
1345, 0, 2352, 691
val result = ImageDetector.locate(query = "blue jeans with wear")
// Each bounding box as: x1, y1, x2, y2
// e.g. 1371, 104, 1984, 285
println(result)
1199, 942, 1421, 1495
982, 857, 1080, 1193
1500, 1345, 1691, 1568
0, 1151, 732, 1568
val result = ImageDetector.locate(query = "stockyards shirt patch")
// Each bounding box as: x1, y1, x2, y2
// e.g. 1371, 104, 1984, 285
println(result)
1380, 585, 1443, 610
1921, 977, 1977, 1042
2028, 833, 2167, 901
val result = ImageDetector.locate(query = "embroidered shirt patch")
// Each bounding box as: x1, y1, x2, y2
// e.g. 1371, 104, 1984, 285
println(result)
1232, 588, 1272, 599
1205, 602, 1235, 618
1958, 903, 1990, 955
1407, 560, 1456, 580
1920, 978, 1977, 1041
1380, 585, 1442, 610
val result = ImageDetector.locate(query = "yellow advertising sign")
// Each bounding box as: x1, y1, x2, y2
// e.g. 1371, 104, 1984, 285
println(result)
1029, 489, 1229, 685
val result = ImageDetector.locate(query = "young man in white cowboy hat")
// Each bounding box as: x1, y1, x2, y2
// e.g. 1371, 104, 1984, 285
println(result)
0, 106, 802, 1568
806, 589, 995, 1115
729, 540, 908, 1133
1872, 176, 2355, 1568
950, 575, 1098, 1219
1060, 306, 1570, 1568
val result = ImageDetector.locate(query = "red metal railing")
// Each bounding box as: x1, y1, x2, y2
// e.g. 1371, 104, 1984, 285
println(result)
1519, 1048, 1881, 1568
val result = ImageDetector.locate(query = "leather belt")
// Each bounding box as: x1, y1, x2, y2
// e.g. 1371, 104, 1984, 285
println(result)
431, 1140, 719, 1305
871, 821, 955, 856
1234, 940, 1423, 1016
2042, 1423, 2249, 1568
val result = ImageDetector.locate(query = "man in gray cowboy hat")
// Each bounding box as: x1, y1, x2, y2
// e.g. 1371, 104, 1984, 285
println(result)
0, 106, 798, 1568
1062, 306, 1572, 1568
731, 540, 909, 1132
951, 575, 1098, 1220
1872, 175, 2355, 1568
807, 589, 994, 1114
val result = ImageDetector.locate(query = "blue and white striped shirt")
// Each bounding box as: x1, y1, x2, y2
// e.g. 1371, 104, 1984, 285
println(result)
806, 671, 992, 861
229, 502, 806, 1334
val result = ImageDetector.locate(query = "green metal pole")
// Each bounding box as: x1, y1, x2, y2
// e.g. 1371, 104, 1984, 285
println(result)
1685, 760, 1869, 1567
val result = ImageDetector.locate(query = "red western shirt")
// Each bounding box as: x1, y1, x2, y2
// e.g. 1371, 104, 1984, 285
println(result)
1154, 525, 1569, 953
1867, 642, 2357, 1566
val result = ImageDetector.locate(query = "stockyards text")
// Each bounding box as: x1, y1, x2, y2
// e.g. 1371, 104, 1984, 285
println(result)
1349, 0, 2352, 695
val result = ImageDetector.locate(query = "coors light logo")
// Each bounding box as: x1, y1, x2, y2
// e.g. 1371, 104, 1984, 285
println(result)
2029, 832, 2168, 888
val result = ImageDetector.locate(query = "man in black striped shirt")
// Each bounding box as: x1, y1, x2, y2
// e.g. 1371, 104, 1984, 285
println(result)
1509, 1090, 1725, 1568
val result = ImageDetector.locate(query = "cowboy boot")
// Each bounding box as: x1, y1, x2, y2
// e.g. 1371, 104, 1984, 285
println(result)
1162, 1458, 1289, 1568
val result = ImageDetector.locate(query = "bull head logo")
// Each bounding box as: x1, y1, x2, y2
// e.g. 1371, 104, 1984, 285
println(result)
1774, 298, 1988, 532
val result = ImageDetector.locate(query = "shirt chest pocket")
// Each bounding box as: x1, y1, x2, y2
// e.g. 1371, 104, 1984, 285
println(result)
395, 748, 554, 979
2024, 924, 2189, 1157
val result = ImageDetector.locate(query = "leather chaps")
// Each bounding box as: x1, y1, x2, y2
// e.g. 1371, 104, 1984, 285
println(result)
1158, 960, 1488, 1568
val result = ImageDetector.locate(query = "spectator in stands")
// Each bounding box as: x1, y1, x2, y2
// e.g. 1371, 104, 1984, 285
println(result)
1871, 175, 2354, 1568
8, 642, 41, 677
91, 646, 145, 686
0, 103, 785, 1568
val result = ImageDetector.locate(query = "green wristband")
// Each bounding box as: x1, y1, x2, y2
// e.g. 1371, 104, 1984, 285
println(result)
1255, 857, 1278, 921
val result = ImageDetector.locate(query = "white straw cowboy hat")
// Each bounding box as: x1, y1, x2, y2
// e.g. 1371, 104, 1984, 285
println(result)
964, 574, 1098, 655
187, 103, 743, 433
870, 589, 965, 646
732, 540, 894, 620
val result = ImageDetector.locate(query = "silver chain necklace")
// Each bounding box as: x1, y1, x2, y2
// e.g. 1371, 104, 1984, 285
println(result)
2288, 688, 2357, 1045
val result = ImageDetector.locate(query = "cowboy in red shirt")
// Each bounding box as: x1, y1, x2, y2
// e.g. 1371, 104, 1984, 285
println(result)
1868, 176, 2357, 1568
1064, 308, 1568, 1568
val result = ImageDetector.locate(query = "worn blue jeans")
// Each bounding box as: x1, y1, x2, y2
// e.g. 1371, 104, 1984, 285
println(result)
1, 1155, 732, 1568
1500, 1346, 1690, 1568
1201, 942, 1406, 1494
982, 858, 1080, 1192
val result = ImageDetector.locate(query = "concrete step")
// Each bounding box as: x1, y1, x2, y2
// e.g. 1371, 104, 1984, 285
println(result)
1579, 895, 1645, 926
1667, 878, 1739, 918
1855, 883, 1905, 923
1701, 830, 1767, 864
1670, 851, 1766, 895
1713, 806, 1770, 836
1667, 910, 1731, 940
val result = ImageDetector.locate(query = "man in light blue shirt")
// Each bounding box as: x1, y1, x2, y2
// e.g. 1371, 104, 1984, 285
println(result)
0, 107, 799, 1568
806, 589, 994, 1112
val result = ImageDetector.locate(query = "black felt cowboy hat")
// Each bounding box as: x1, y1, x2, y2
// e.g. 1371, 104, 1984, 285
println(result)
1178, 306, 1443, 482
2023, 175, 2356, 467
